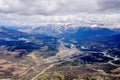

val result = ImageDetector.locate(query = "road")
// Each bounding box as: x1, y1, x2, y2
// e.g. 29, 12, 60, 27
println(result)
20, 67, 34, 77
31, 64, 54, 80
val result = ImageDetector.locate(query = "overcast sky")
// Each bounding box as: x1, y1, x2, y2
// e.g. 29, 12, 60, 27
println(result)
0, 0, 120, 26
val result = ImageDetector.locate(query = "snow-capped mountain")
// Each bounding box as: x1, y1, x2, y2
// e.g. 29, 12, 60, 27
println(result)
15, 23, 119, 37
2, 22, 120, 41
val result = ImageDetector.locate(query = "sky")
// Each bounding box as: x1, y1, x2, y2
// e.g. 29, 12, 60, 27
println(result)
0, 0, 120, 26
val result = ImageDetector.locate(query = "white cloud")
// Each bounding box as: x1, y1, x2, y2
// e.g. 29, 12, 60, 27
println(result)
0, 0, 120, 26
0, 13, 120, 27
0, 0, 99, 15
0, 0, 119, 15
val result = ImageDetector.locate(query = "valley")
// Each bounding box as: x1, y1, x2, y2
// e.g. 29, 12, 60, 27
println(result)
0, 26, 120, 80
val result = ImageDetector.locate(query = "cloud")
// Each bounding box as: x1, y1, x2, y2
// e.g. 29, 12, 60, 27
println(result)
98, 0, 120, 13
0, 0, 120, 15
0, 0, 99, 15
0, 13, 120, 27
0, 0, 120, 27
